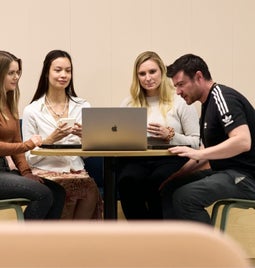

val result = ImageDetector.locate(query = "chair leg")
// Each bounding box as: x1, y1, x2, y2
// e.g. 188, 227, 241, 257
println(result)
3, 204, 25, 221
220, 203, 240, 231
13, 205, 25, 221
219, 204, 231, 231
211, 201, 225, 226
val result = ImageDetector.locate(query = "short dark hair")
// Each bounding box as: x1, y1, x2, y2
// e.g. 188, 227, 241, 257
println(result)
167, 54, 212, 80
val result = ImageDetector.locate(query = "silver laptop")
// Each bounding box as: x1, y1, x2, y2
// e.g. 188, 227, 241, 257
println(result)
82, 107, 147, 151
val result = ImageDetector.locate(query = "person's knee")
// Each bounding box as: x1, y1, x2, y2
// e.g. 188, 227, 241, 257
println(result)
35, 184, 55, 203
87, 183, 100, 201
43, 179, 66, 202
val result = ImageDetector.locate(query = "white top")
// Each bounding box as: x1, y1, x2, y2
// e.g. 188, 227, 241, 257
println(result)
22, 95, 90, 172
121, 94, 200, 148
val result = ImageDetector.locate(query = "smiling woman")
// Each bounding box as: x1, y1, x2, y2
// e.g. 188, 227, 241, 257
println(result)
22, 50, 103, 220
1, 54, 21, 120
0, 50, 66, 220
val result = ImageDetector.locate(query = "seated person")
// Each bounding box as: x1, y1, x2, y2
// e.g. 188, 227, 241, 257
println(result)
0, 50, 65, 220
22, 50, 103, 219
161, 53, 255, 223
117, 51, 200, 219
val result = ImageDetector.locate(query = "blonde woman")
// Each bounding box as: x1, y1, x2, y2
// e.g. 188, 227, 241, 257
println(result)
118, 51, 200, 219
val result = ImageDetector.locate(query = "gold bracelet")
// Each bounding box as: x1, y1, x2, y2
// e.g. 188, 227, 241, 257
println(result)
166, 127, 175, 142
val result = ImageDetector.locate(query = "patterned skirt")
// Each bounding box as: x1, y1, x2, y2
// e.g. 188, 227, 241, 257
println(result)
32, 168, 103, 220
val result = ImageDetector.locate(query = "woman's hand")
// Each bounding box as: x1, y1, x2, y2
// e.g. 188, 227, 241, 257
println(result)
71, 123, 82, 138
24, 173, 44, 183
147, 123, 175, 141
43, 122, 72, 144
30, 135, 42, 147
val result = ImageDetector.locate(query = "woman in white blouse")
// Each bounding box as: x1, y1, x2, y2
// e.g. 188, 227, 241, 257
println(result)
22, 50, 102, 220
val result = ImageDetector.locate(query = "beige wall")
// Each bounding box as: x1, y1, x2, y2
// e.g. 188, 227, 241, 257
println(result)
1, 0, 255, 115
2, 0, 255, 257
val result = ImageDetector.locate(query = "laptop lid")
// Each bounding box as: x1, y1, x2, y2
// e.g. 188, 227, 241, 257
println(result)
82, 107, 147, 151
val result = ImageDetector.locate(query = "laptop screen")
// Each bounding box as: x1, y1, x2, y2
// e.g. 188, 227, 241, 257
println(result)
81, 107, 147, 151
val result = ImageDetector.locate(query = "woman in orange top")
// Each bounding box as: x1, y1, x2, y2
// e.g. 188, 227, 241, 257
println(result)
0, 51, 65, 219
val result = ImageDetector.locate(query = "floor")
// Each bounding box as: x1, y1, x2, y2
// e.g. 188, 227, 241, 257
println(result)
117, 200, 126, 220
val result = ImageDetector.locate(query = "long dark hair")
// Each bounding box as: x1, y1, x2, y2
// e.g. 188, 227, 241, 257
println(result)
30, 50, 78, 103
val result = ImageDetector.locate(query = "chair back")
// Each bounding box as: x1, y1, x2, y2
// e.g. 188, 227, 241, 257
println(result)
0, 221, 251, 267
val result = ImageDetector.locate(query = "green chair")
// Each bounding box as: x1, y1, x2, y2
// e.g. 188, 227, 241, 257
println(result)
0, 198, 30, 221
211, 198, 255, 231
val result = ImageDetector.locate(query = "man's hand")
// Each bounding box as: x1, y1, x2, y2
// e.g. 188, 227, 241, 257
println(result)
168, 146, 202, 161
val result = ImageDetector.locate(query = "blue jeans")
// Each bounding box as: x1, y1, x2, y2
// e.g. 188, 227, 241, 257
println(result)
0, 157, 66, 220
161, 169, 255, 224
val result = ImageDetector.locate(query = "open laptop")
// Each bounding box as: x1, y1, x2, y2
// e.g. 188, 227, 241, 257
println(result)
40, 107, 180, 150
81, 107, 147, 151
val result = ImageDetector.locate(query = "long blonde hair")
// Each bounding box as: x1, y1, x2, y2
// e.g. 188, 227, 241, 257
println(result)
0, 51, 21, 120
128, 51, 174, 117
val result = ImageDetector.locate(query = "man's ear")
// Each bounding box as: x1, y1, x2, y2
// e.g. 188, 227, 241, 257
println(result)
195, 70, 203, 82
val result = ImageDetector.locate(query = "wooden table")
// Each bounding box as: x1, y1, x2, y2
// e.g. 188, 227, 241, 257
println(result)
31, 148, 173, 219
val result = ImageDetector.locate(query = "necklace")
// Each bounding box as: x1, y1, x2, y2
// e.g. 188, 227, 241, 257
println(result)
45, 96, 68, 118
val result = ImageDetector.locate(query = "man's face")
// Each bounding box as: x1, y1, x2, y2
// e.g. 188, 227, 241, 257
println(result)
171, 70, 202, 105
